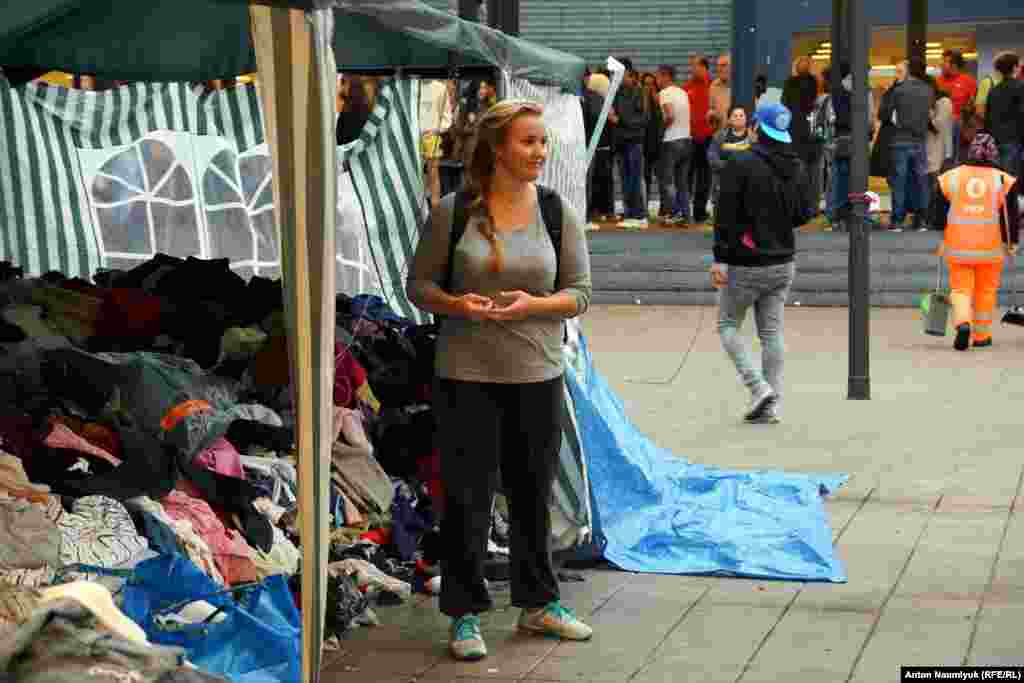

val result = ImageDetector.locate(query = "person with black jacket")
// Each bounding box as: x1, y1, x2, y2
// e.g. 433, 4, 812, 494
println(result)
984, 52, 1024, 179
609, 58, 650, 221
782, 56, 823, 216
828, 63, 876, 228
878, 57, 934, 230
710, 102, 813, 425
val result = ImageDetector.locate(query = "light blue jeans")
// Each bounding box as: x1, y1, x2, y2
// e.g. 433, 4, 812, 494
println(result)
717, 262, 796, 403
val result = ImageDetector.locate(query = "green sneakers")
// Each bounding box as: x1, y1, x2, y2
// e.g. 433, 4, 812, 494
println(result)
450, 603, 592, 660
449, 615, 487, 661
517, 601, 593, 641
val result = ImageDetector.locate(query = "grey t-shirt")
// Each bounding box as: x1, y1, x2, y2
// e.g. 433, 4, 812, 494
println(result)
407, 191, 592, 384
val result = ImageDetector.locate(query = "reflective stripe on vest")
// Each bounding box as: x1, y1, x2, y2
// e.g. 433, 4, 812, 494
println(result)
945, 167, 1006, 262
944, 247, 1005, 261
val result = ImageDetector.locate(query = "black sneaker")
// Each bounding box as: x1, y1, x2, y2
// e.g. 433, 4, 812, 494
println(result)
954, 323, 971, 351
973, 338, 993, 348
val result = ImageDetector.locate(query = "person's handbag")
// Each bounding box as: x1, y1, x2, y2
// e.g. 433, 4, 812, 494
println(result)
870, 123, 894, 179
62, 556, 302, 683
922, 257, 951, 336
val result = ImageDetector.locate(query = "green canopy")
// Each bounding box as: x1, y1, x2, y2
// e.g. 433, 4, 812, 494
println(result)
0, 0, 586, 88
334, 0, 586, 86
1, 0, 82, 44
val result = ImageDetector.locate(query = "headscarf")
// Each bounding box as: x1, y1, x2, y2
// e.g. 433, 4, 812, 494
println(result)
967, 132, 999, 164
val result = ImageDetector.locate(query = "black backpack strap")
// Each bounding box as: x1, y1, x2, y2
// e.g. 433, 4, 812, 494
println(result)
537, 185, 564, 288
536, 185, 570, 344
443, 189, 472, 294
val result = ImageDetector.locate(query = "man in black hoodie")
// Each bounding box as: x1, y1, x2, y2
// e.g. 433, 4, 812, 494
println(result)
710, 102, 813, 424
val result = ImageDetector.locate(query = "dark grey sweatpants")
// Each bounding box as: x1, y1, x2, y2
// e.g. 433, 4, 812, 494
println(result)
434, 376, 563, 617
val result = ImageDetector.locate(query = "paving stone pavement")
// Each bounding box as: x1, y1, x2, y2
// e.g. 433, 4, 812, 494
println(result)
322, 306, 1024, 682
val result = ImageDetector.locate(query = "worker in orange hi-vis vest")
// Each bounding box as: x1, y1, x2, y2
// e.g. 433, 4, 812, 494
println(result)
936, 132, 1020, 351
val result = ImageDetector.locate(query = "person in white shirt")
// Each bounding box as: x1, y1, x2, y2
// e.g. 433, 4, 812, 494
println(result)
420, 79, 455, 205
655, 65, 693, 223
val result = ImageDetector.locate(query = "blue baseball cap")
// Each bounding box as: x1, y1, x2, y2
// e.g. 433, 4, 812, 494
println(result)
753, 102, 793, 144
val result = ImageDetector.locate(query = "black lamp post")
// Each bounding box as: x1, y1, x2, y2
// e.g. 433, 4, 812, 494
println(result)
847, 0, 871, 400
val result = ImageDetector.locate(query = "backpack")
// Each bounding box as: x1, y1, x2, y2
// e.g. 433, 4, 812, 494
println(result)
442, 185, 564, 294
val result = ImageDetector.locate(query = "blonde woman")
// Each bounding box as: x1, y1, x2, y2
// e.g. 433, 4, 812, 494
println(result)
407, 100, 594, 661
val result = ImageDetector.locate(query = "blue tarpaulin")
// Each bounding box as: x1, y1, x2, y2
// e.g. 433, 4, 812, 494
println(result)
565, 336, 848, 582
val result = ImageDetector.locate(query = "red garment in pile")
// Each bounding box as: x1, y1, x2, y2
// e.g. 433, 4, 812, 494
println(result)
98, 288, 164, 339
43, 422, 121, 467
334, 343, 368, 408
48, 417, 122, 461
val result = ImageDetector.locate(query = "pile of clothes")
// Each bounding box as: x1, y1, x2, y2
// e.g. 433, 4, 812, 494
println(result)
0, 255, 462, 681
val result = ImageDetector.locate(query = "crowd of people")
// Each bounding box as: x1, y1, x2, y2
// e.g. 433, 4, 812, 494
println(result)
582, 53, 736, 226
576, 47, 1023, 234
857, 48, 1024, 232
707, 49, 1022, 430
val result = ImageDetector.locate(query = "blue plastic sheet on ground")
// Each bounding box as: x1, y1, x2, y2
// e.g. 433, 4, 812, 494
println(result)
565, 336, 848, 582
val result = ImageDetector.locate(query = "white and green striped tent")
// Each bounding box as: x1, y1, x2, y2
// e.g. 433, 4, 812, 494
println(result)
0, 66, 592, 538
1, 76, 426, 318
0, 80, 264, 278
0, 77, 428, 325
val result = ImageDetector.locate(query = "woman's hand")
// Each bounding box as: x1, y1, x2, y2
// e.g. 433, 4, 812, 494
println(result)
935, 243, 945, 257
1006, 243, 1019, 257
487, 291, 537, 321
455, 293, 494, 321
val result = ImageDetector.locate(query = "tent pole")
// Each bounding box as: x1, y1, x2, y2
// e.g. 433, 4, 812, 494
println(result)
250, 6, 337, 682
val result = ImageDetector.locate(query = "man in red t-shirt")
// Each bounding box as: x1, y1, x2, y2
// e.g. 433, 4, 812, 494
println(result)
685, 56, 714, 222
937, 49, 977, 161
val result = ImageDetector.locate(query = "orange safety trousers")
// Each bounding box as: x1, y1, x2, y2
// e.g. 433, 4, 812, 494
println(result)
946, 258, 1003, 343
